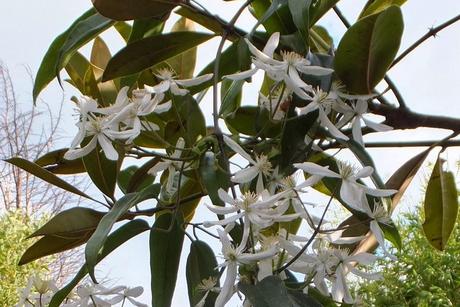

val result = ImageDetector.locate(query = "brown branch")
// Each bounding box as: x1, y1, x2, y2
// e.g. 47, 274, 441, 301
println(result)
391, 14, 460, 69
369, 103, 460, 131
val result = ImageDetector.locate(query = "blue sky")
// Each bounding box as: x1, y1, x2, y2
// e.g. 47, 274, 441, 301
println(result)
1, 0, 459, 305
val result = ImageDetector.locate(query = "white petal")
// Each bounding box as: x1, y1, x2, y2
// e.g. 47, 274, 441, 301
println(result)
125, 287, 144, 297
361, 185, 398, 197
170, 82, 189, 96
218, 188, 236, 205
258, 259, 273, 281
205, 203, 238, 215
70, 123, 87, 148
147, 80, 170, 94
245, 38, 277, 64
126, 297, 148, 307
175, 74, 213, 87
147, 161, 170, 175
349, 266, 382, 280
98, 134, 118, 160
298, 101, 318, 116
262, 32, 280, 57
319, 110, 349, 140
238, 247, 278, 264
363, 118, 393, 132
355, 166, 374, 179
352, 118, 364, 145
288, 65, 310, 89
204, 214, 242, 227
340, 181, 366, 211
214, 262, 237, 307
297, 65, 334, 76
232, 166, 259, 183
154, 100, 171, 114
293, 162, 340, 178
223, 135, 255, 164
64, 136, 98, 160
224, 67, 258, 81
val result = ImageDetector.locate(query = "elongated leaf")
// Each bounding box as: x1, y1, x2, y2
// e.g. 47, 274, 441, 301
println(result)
186, 240, 219, 307
82, 144, 119, 198
166, 17, 198, 79
288, 0, 311, 45
5, 157, 94, 200
118, 165, 155, 194
33, 9, 95, 102
199, 152, 231, 207
334, 6, 404, 93
35, 148, 86, 174
102, 32, 213, 81
359, 0, 407, 19
49, 219, 150, 307
92, 0, 176, 20
30, 208, 104, 237
250, 0, 295, 34
127, 158, 161, 193
85, 184, 161, 281
56, 13, 114, 80
309, 0, 340, 26
91, 36, 111, 70
150, 213, 185, 307
129, 18, 165, 43
19, 232, 93, 265
220, 79, 243, 117
423, 156, 459, 250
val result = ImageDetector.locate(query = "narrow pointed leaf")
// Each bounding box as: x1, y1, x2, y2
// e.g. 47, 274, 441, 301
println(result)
34, 148, 86, 174
199, 152, 231, 207
150, 213, 185, 307
359, 0, 407, 19
92, 0, 177, 21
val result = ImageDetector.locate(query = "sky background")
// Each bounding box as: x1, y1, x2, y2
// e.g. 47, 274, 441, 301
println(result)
1, 0, 460, 305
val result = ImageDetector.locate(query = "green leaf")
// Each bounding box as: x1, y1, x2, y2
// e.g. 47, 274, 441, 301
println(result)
166, 17, 198, 79
91, 37, 111, 70
150, 213, 185, 307
33, 8, 95, 102
309, 0, 340, 26
56, 13, 114, 81
34, 148, 86, 174
199, 151, 231, 207
239, 276, 321, 307
92, 0, 176, 21
288, 0, 311, 47
5, 157, 94, 201
103, 32, 213, 81
114, 21, 133, 42
423, 156, 459, 251
129, 18, 165, 43
30, 207, 104, 237
186, 241, 219, 307
49, 219, 150, 307
65, 51, 91, 93
118, 165, 156, 194
127, 158, 162, 193
359, 0, 407, 19
19, 232, 93, 265
220, 79, 243, 117
334, 6, 404, 94
82, 144, 119, 198
85, 184, 161, 281
250, 0, 295, 35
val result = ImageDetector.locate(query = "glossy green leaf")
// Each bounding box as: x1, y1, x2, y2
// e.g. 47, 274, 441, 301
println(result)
186, 240, 219, 307
166, 17, 198, 79
102, 32, 213, 81
127, 158, 162, 193
34, 148, 86, 174
288, 0, 311, 46
49, 219, 150, 307
310, 25, 333, 53
82, 144, 119, 198
33, 8, 95, 102
118, 165, 156, 194
150, 213, 185, 307
56, 13, 114, 81
220, 79, 243, 117
85, 184, 161, 281
309, 0, 340, 26
91, 36, 111, 70
129, 18, 165, 43
334, 6, 404, 94
423, 156, 459, 251
92, 0, 176, 21
30, 207, 104, 238
199, 151, 231, 207
114, 21, 132, 42
359, 0, 407, 19
250, 0, 295, 34
19, 232, 93, 265
5, 157, 94, 201
65, 51, 91, 93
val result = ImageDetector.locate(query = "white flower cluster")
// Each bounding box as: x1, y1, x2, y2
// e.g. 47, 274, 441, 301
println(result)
64, 70, 212, 161
226, 32, 391, 143
16, 275, 146, 307
199, 135, 397, 306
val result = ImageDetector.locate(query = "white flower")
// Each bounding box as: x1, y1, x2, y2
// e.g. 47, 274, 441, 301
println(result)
294, 161, 397, 211
148, 137, 186, 193
223, 135, 272, 193
75, 284, 126, 307
363, 199, 397, 260
259, 90, 290, 121
226, 32, 333, 100
110, 90, 169, 141
215, 229, 278, 307
97, 86, 130, 115
64, 114, 132, 161
16, 275, 57, 307
110, 286, 148, 307
298, 87, 349, 140
195, 277, 220, 307
146, 68, 213, 96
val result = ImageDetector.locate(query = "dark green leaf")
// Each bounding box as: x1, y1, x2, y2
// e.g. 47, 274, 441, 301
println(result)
129, 19, 165, 43
288, 0, 311, 47
103, 32, 213, 81
34, 148, 86, 174
309, 0, 340, 26
92, 0, 176, 21
85, 184, 161, 281
30, 207, 104, 238
150, 213, 185, 307
334, 6, 404, 93
5, 157, 94, 201
33, 8, 95, 102
359, 0, 407, 19
49, 219, 150, 307
199, 151, 230, 207
250, 0, 295, 34
220, 79, 243, 117
186, 240, 219, 307
423, 156, 459, 251
118, 165, 155, 194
